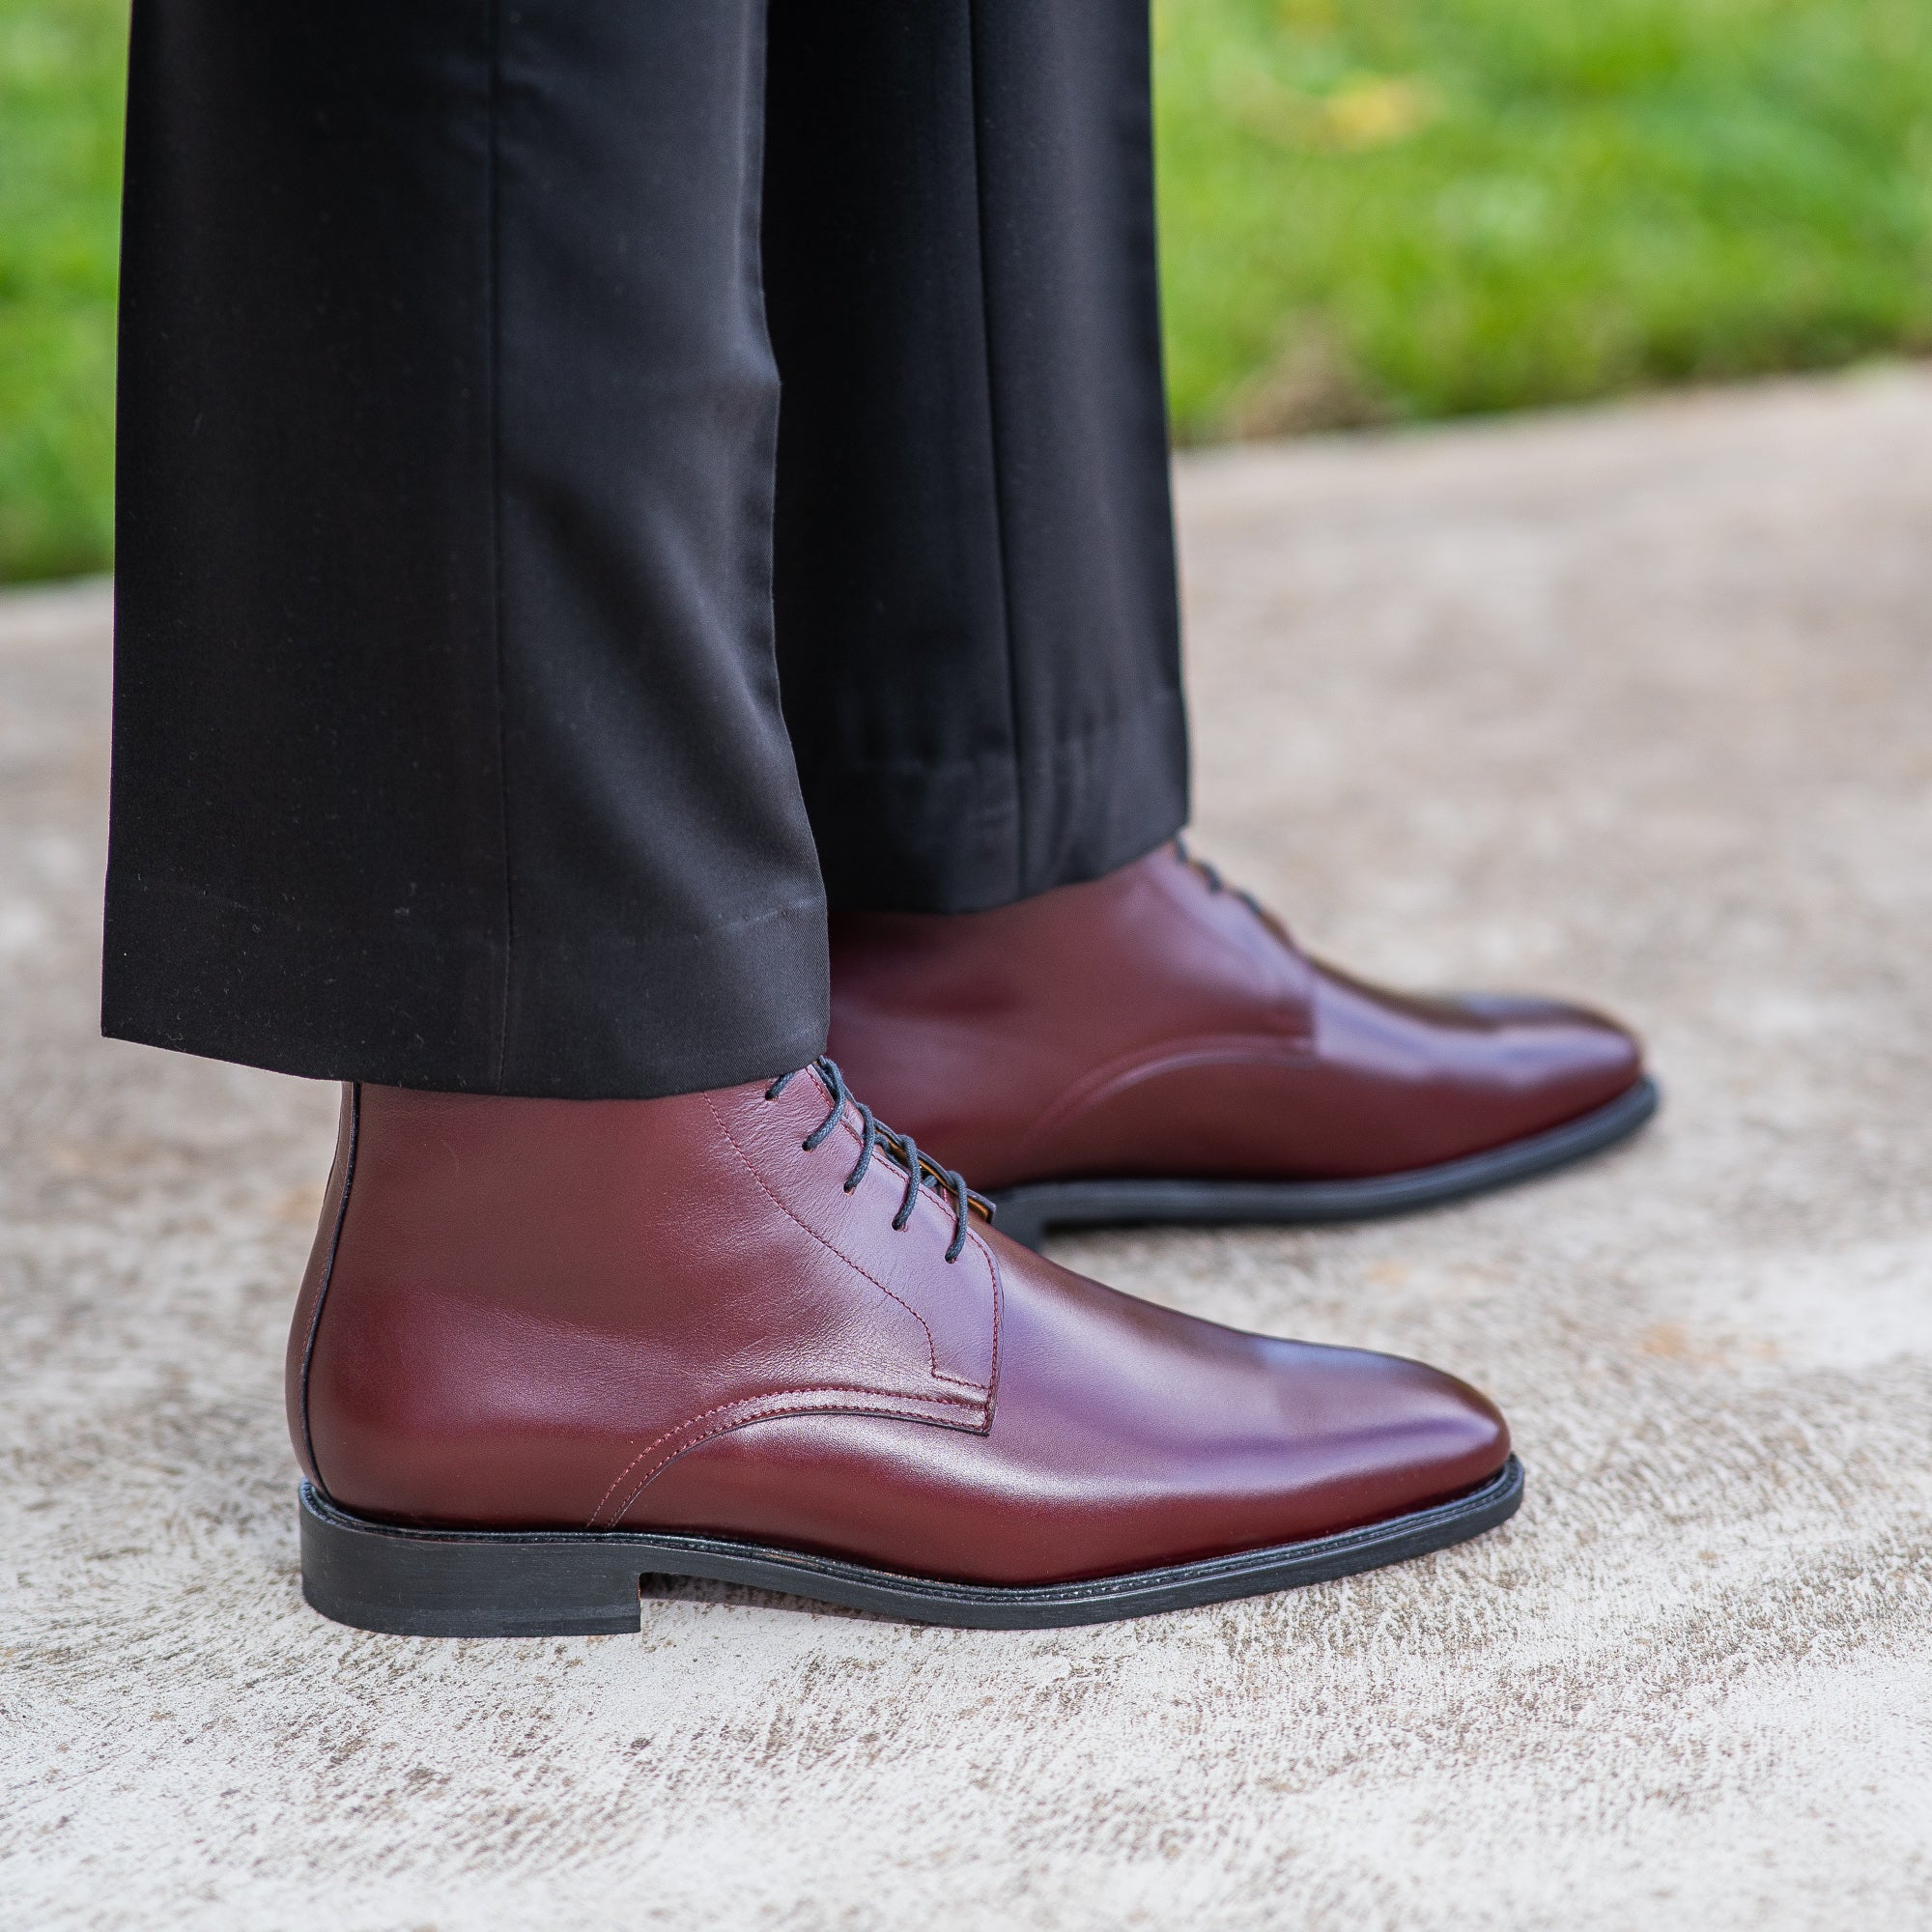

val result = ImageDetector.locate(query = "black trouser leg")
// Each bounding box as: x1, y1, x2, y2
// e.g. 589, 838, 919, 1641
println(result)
765, 0, 1187, 912
104, 1, 1189, 1097
104, 1, 826, 1097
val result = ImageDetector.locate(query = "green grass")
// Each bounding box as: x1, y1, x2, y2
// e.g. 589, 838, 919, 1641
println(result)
4, 0, 1932, 577
1156, 0, 1932, 436
0, 0, 123, 582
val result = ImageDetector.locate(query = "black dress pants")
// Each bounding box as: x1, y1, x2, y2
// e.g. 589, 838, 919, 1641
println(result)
102, 1, 1188, 1099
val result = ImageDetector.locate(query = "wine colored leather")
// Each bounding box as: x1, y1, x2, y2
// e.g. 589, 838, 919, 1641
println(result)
290, 1071, 1509, 1585
826, 843, 1644, 1191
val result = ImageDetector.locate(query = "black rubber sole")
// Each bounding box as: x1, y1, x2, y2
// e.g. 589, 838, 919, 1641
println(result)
298, 1456, 1523, 1637
989, 1076, 1660, 1250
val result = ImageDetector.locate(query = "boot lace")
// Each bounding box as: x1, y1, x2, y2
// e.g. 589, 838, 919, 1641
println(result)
765, 1058, 991, 1264
1175, 835, 1288, 938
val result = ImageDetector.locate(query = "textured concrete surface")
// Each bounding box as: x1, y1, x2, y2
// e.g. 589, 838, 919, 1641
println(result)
6, 368, 1932, 1928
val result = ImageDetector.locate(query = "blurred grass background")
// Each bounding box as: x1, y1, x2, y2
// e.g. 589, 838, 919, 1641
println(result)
0, 0, 121, 583
1157, 0, 1932, 437
3, 0, 1932, 579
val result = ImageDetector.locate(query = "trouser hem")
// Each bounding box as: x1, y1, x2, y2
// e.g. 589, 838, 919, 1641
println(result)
100, 872, 829, 1099
802, 684, 1189, 914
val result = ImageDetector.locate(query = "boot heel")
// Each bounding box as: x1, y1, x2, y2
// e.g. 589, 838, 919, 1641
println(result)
298, 1484, 642, 1637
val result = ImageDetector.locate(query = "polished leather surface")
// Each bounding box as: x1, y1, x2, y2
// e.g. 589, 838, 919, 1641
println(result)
295, 1072, 1509, 1583
827, 843, 1643, 1191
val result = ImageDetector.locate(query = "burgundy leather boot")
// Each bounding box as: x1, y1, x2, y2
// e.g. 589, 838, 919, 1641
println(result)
291, 1065, 1519, 1635
827, 842, 1656, 1246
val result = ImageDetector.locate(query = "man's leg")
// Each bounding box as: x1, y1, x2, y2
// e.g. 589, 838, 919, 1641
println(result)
107, 0, 1517, 1636
762, 0, 1187, 912
107, 0, 825, 1096
764, 0, 1653, 1241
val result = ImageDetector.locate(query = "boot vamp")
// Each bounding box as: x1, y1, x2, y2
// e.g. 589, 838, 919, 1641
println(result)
984, 961, 1642, 1184
831, 845, 1642, 1187
630, 1233, 1509, 1586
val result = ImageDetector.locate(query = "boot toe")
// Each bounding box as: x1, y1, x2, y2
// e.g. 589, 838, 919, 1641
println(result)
1307, 962, 1648, 1172
1468, 993, 1645, 1129
1261, 1339, 1512, 1536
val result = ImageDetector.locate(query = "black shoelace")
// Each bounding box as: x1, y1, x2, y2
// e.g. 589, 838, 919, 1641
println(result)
1175, 835, 1275, 927
766, 1058, 990, 1264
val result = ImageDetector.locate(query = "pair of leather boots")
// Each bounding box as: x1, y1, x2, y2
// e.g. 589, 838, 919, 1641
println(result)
293, 845, 1654, 1635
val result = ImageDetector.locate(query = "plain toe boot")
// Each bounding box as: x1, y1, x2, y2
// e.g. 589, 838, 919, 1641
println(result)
827, 841, 1656, 1245
290, 1065, 1520, 1635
